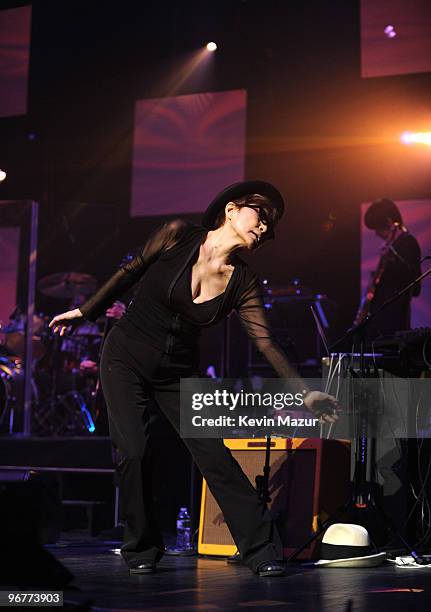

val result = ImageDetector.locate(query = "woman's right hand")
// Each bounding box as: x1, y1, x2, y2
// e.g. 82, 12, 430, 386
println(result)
49, 308, 83, 336
304, 391, 340, 424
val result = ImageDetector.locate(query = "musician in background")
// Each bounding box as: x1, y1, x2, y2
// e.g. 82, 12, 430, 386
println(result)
355, 198, 421, 338
79, 300, 127, 373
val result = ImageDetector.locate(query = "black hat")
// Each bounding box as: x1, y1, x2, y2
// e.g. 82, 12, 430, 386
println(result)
202, 180, 285, 232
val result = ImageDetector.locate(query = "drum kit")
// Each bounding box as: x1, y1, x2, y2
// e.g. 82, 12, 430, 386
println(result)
0, 272, 108, 436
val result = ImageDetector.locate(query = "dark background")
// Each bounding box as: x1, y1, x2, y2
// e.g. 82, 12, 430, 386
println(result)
1, 0, 431, 334
1, 0, 431, 540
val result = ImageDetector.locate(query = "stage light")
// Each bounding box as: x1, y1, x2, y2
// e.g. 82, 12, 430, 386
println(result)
384, 25, 397, 39
0, 169, 6, 182
401, 132, 412, 144
206, 42, 217, 52
401, 131, 431, 146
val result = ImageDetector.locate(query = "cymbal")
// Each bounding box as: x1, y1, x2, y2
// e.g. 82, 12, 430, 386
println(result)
38, 272, 98, 298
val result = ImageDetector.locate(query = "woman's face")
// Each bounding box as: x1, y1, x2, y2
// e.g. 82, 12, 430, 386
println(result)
229, 203, 269, 249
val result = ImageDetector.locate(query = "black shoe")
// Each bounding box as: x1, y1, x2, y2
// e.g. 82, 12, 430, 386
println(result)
227, 551, 242, 565
129, 560, 156, 574
256, 560, 285, 577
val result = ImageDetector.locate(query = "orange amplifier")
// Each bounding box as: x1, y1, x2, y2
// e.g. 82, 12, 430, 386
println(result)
198, 438, 350, 560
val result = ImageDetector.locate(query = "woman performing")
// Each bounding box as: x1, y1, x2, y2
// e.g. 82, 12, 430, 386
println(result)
49, 180, 338, 577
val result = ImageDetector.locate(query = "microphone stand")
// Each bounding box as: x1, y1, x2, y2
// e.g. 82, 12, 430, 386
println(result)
287, 266, 431, 564
90, 314, 113, 431
255, 435, 272, 505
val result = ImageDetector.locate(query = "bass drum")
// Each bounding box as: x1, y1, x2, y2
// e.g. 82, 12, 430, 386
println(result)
2, 313, 48, 362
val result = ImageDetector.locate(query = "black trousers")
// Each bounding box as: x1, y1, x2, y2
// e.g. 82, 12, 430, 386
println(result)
100, 325, 282, 572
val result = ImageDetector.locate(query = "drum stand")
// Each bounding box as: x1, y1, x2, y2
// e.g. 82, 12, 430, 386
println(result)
0, 354, 39, 435
34, 331, 97, 435
0, 387, 15, 434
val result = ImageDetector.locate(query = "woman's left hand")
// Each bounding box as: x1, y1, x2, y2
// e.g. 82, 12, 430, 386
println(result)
49, 308, 83, 336
304, 391, 340, 423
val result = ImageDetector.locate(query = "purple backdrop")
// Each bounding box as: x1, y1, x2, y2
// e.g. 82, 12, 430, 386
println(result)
361, 199, 431, 329
0, 226, 20, 330
0, 5, 32, 118
130, 89, 246, 217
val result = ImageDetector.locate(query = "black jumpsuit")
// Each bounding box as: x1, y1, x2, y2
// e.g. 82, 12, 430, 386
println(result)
80, 219, 296, 572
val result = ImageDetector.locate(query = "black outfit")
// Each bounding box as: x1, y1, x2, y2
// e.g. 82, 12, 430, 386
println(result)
369, 232, 421, 338
80, 220, 295, 572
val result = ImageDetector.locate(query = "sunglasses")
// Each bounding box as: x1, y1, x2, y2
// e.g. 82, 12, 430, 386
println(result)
241, 204, 275, 241
242, 205, 270, 226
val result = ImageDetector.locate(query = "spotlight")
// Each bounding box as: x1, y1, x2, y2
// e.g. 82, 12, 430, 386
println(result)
206, 42, 217, 52
0, 169, 6, 182
401, 131, 431, 146
384, 25, 397, 38
401, 132, 413, 144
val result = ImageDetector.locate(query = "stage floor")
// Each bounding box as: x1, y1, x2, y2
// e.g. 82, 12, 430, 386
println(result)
48, 541, 430, 612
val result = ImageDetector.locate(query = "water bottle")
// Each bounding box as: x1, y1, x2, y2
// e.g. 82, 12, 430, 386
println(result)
176, 506, 192, 550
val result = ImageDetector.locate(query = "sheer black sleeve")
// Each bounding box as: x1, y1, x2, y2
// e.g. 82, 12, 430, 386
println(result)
236, 274, 307, 392
80, 219, 188, 321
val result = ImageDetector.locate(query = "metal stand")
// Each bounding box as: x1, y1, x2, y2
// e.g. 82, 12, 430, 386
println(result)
23, 201, 39, 435
287, 268, 431, 563
255, 436, 272, 504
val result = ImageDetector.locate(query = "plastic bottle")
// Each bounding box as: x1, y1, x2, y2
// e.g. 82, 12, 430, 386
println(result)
176, 506, 192, 550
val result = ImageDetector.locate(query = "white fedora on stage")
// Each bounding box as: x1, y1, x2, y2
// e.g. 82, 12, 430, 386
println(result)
315, 523, 387, 568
